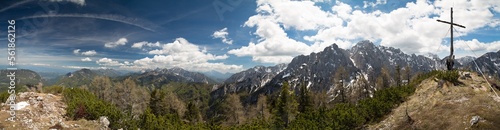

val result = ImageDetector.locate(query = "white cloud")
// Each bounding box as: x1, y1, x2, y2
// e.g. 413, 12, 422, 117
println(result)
48, 0, 85, 6
96, 58, 124, 66
81, 50, 97, 56
73, 49, 80, 54
231, 0, 500, 64
363, 0, 387, 8
81, 57, 92, 62
131, 41, 161, 49
212, 28, 233, 45
228, 0, 346, 64
123, 61, 133, 66
105, 38, 128, 48
62, 66, 107, 69
31, 63, 52, 67
74, 49, 97, 56
455, 39, 500, 52
122, 38, 242, 73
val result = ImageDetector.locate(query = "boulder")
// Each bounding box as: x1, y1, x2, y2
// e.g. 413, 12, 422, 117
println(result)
99, 116, 110, 128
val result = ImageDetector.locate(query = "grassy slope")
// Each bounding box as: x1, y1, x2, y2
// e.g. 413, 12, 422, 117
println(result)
370, 72, 500, 129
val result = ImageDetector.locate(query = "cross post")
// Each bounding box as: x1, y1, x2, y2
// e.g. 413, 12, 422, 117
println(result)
437, 7, 466, 70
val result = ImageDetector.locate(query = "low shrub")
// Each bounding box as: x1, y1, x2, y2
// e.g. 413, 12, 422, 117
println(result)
436, 70, 460, 84
43, 86, 64, 94
63, 88, 125, 129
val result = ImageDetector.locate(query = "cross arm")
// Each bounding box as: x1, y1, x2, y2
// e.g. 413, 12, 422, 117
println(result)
437, 19, 466, 28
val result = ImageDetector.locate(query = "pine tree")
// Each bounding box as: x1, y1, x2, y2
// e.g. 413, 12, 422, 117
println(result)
404, 65, 411, 85
395, 64, 401, 87
149, 89, 163, 116
298, 83, 312, 113
274, 82, 297, 128
334, 66, 348, 103
185, 101, 201, 124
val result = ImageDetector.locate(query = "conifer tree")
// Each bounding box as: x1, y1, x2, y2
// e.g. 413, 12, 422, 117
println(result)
274, 82, 297, 127
334, 66, 347, 103
185, 101, 201, 124
395, 64, 401, 87
298, 83, 312, 113
404, 65, 411, 84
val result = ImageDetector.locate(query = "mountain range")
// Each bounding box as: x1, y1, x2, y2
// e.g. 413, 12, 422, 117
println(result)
3, 40, 499, 103
121, 67, 217, 88
212, 40, 500, 103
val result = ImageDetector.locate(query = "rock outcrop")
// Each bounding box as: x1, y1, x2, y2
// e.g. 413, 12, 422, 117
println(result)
0, 92, 101, 129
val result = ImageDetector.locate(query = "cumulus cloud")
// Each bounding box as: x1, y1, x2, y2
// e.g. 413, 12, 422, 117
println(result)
228, 0, 347, 64
73, 49, 80, 54
81, 57, 92, 61
73, 49, 97, 56
212, 28, 233, 45
363, 0, 387, 8
105, 38, 128, 48
230, 0, 500, 64
122, 38, 242, 73
455, 39, 500, 52
81, 50, 97, 56
96, 58, 124, 66
131, 41, 161, 49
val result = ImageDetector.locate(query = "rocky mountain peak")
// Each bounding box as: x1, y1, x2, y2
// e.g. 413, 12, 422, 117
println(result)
210, 63, 290, 101
352, 40, 376, 50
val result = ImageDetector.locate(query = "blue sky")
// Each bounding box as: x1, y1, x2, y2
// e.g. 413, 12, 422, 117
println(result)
0, 0, 499, 73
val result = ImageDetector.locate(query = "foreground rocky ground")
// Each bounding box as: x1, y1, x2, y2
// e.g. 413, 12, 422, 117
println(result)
370, 72, 500, 129
0, 92, 104, 130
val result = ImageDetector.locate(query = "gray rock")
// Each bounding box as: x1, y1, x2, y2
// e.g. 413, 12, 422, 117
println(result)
36, 96, 43, 101
99, 116, 110, 128
470, 115, 481, 127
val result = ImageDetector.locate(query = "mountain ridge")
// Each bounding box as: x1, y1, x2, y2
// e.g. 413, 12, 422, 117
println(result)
217, 40, 500, 104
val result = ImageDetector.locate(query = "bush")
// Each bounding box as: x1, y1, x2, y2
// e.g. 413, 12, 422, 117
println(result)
0, 91, 9, 103
63, 88, 126, 129
436, 70, 460, 84
0, 85, 28, 103
43, 86, 64, 94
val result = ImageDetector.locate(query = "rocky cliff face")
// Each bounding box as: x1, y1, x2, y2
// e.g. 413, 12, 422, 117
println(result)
210, 64, 287, 103
223, 64, 287, 93
263, 44, 359, 93
243, 41, 441, 103
465, 50, 500, 78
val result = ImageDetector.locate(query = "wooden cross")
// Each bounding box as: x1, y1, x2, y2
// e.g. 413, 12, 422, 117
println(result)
437, 7, 466, 70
